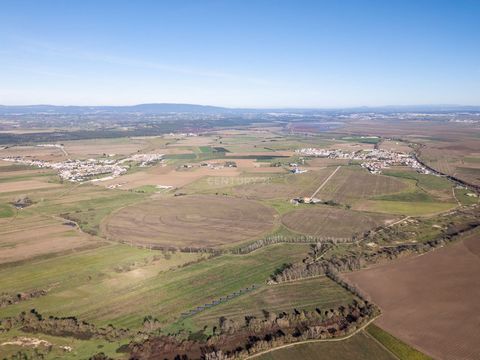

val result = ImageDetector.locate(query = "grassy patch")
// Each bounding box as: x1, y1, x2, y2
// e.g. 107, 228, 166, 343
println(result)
383, 169, 452, 192
190, 276, 354, 330
0, 203, 14, 218
359, 200, 455, 216
367, 324, 432, 360
341, 136, 381, 144
374, 190, 435, 202
258, 331, 396, 360
454, 188, 479, 206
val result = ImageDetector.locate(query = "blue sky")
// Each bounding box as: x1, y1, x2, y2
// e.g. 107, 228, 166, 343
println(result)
0, 0, 479, 107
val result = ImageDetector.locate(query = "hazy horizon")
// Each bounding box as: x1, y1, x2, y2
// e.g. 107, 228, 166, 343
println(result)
1, 0, 479, 107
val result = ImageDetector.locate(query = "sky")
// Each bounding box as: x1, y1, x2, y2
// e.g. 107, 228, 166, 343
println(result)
0, 0, 479, 108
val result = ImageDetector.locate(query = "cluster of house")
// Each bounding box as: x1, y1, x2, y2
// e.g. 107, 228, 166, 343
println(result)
180, 160, 237, 170
164, 132, 198, 137
117, 153, 164, 167
2, 152, 164, 183
296, 148, 430, 174
288, 162, 308, 174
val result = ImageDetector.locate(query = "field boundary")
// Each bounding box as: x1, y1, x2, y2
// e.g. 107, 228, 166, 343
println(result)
246, 314, 381, 359
310, 165, 341, 198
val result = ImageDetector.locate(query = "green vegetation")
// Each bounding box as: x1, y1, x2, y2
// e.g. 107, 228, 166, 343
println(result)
0, 203, 14, 218
367, 324, 432, 360
374, 189, 435, 202
455, 187, 479, 205
257, 331, 396, 360
361, 200, 455, 216
383, 169, 452, 192
191, 276, 354, 329
341, 136, 381, 144
0, 328, 129, 360
0, 243, 308, 331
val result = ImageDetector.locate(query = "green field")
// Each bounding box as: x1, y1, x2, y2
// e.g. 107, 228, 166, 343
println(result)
366, 324, 432, 360
0, 203, 14, 218
359, 200, 456, 216
257, 331, 396, 360
0, 243, 309, 332
190, 276, 354, 329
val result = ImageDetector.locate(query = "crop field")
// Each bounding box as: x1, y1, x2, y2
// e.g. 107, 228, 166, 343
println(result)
103, 194, 277, 247
0, 243, 308, 330
346, 229, 480, 360
418, 138, 480, 186
233, 168, 335, 200
99, 163, 242, 189
366, 324, 432, 360
257, 331, 396, 360
0, 121, 478, 359
315, 166, 411, 204
281, 205, 396, 238
0, 215, 99, 264
191, 276, 354, 327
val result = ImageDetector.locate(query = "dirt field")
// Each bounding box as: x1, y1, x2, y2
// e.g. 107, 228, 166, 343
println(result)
233, 168, 334, 200
63, 138, 149, 157
316, 167, 410, 203
99, 164, 241, 189
103, 195, 277, 247
0, 145, 66, 161
281, 206, 396, 238
346, 230, 480, 360
0, 216, 98, 264
0, 179, 60, 193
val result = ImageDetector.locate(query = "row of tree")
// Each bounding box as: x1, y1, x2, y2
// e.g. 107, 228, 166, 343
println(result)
129, 300, 380, 359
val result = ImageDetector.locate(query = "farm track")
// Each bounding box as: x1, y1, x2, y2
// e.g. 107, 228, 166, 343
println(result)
246, 315, 381, 359
310, 165, 341, 199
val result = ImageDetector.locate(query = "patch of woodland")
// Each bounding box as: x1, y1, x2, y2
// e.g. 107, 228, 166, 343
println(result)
128, 300, 379, 360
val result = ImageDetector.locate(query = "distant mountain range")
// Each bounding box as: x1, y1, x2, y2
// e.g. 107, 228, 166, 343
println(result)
0, 103, 479, 115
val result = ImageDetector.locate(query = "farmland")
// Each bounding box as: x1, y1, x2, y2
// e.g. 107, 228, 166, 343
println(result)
281, 206, 396, 238
0, 114, 479, 359
103, 195, 277, 248
257, 331, 396, 360
346, 229, 480, 360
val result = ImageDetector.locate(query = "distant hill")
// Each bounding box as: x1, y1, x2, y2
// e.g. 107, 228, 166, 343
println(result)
0, 103, 230, 115
0, 103, 479, 115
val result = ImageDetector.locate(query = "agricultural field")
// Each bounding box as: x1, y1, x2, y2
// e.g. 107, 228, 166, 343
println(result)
281, 206, 397, 239
346, 229, 480, 360
191, 276, 354, 328
257, 331, 396, 360
0, 119, 479, 360
102, 194, 277, 248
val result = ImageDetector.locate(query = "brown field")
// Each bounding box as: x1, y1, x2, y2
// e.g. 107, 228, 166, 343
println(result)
0, 179, 60, 193
103, 194, 277, 247
0, 145, 66, 161
315, 166, 409, 203
99, 164, 241, 189
306, 157, 350, 169
419, 140, 480, 187
346, 230, 480, 360
379, 139, 413, 153
233, 168, 334, 200
0, 165, 55, 180
63, 138, 149, 157
281, 206, 396, 238
0, 215, 98, 264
